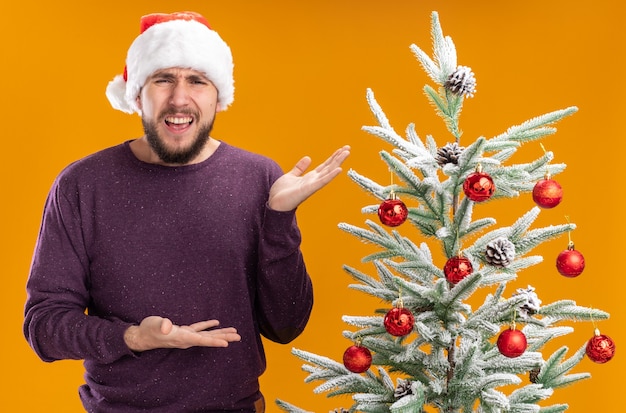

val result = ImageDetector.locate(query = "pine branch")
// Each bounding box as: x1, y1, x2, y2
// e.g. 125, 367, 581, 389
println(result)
549, 372, 591, 388
440, 272, 482, 316
363, 125, 432, 165
422, 85, 464, 139
465, 293, 527, 333
365, 87, 396, 131
343, 315, 384, 329
275, 399, 314, 413
488, 154, 567, 197
290, 348, 396, 408
490, 107, 578, 143
463, 217, 497, 239
408, 11, 456, 84
524, 325, 574, 352
410, 45, 441, 86
343, 264, 389, 291
338, 222, 407, 259
538, 405, 568, 413
445, 89, 464, 140
409, 207, 443, 228
392, 278, 437, 308
480, 257, 543, 285
538, 301, 610, 322
321, 374, 387, 398
514, 224, 575, 256
387, 258, 440, 286
479, 388, 510, 411
482, 139, 521, 154
424, 85, 451, 124
343, 262, 400, 303
458, 136, 491, 169
430, 11, 457, 79
292, 348, 349, 375
380, 151, 444, 218
513, 151, 555, 176
354, 402, 392, 413
339, 222, 444, 277
508, 383, 553, 405
482, 351, 544, 376
346, 169, 387, 200
535, 345, 590, 389
477, 373, 522, 394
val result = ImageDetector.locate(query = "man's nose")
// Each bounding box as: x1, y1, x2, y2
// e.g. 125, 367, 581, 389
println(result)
169, 82, 191, 106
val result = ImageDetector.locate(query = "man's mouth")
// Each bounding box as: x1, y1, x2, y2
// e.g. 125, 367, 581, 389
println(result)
164, 116, 193, 126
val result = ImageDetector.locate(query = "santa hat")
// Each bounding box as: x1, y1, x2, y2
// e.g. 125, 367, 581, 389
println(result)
105, 11, 234, 115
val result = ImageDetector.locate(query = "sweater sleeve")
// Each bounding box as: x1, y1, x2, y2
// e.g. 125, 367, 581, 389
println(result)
23, 180, 134, 364
255, 206, 313, 344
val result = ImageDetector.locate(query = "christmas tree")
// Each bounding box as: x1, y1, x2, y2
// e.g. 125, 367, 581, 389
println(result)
277, 11, 614, 413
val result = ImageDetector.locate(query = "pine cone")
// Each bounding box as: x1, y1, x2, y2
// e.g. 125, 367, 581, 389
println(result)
485, 237, 515, 267
436, 142, 465, 167
529, 368, 541, 383
394, 378, 413, 398
445, 65, 476, 98
513, 285, 542, 319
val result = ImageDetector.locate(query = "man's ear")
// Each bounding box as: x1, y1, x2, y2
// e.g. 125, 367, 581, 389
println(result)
136, 95, 143, 111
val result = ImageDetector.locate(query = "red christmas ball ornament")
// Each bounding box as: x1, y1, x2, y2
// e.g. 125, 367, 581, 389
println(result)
497, 328, 527, 358
463, 166, 495, 202
586, 329, 616, 364
384, 307, 415, 337
532, 177, 563, 209
556, 242, 585, 277
378, 195, 408, 227
444, 255, 473, 285
343, 344, 372, 373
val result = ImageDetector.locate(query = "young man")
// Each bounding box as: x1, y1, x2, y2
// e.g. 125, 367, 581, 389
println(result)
23, 12, 350, 412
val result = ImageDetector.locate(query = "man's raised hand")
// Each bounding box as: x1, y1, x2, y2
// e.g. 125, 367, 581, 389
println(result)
268, 145, 351, 212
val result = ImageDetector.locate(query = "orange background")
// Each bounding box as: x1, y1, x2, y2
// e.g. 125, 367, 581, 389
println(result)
2, 1, 623, 411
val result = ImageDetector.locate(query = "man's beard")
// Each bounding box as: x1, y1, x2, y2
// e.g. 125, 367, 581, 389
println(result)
142, 117, 214, 165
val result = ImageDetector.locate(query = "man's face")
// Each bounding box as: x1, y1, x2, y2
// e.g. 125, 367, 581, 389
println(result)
137, 67, 220, 165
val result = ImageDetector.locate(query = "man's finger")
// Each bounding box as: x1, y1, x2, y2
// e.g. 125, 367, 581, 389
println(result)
290, 156, 312, 177
314, 146, 351, 173
160, 318, 174, 335
190, 319, 221, 332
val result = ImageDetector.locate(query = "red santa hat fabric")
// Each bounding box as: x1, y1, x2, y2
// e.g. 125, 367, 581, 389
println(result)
106, 11, 234, 115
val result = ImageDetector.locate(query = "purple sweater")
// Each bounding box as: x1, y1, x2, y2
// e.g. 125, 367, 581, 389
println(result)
24, 141, 313, 412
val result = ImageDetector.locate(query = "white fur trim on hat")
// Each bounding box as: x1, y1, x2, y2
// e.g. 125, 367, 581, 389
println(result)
106, 17, 234, 115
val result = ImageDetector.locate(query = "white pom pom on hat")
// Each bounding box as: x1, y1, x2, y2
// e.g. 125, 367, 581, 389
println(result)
105, 11, 234, 115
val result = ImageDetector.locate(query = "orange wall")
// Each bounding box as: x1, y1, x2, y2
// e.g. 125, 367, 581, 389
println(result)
2, 1, 623, 411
